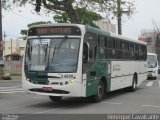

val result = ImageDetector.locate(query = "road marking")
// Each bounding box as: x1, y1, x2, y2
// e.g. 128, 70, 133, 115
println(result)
0, 87, 23, 94
0, 85, 21, 90
159, 81, 160, 87
20, 101, 122, 114
0, 88, 22, 91
0, 91, 23, 94
35, 107, 64, 114
101, 102, 122, 105
142, 105, 160, 108
146, 82, 153, 86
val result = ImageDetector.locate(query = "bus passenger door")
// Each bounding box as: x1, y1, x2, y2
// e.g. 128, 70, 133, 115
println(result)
83, 42, 97, 96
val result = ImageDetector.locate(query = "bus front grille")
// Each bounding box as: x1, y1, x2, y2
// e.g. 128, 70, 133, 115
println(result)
29, 88, 70, 94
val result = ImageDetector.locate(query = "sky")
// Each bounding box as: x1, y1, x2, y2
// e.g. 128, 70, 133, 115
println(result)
2, 0, 160, 40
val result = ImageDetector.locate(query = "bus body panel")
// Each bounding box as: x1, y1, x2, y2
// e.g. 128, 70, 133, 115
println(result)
110, 61, 147, 91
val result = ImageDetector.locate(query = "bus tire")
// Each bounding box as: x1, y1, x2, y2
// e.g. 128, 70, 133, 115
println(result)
49, 96, 62, 102
92, 81, 104, 102
128, 75, 137, 92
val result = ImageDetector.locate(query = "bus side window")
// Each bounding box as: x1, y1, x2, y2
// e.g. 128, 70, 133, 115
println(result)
83, 42, 88, 63
83, 43, 96, 63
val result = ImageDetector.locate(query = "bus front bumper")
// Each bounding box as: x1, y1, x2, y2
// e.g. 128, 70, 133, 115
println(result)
22, 80, 84, 97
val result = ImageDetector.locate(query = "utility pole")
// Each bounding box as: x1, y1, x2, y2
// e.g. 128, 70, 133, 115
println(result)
117, 0, 122, 35
0, 0, 3, 60
11, 38, 12, 60
3, 31, 6, 56
116, 0, 130, 35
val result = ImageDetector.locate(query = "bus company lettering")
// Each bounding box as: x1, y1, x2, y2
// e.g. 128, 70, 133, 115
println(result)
113, 64, 121, 72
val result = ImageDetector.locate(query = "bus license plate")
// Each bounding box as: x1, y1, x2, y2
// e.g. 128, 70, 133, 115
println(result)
42, 87, 53, 92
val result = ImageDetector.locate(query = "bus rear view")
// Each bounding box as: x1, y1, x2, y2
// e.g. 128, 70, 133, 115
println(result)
147, 53, 159, 80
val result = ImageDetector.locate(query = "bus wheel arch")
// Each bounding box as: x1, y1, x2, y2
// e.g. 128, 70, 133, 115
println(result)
101, 76, 107, 93
92, 77, 107, 103
134, 72, 138, 85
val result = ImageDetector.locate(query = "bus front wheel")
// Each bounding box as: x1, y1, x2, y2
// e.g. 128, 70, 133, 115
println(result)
92, 81, 105, 102
49, 96, 62, 102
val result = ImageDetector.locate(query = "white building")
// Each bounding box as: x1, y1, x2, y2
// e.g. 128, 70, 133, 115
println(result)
3, 38, 26, 60
94, 18, 117, 33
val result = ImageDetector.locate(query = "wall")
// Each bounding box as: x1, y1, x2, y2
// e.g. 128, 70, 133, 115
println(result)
4, 61, 22, 75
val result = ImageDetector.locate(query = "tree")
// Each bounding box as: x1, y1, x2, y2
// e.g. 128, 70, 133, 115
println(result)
54, 8, 102, 27
3, 0, 135, 34
111, 0, 136, 35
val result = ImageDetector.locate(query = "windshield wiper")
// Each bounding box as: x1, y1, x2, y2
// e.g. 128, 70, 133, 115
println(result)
51, 36, 68, 62
44, 44, 48, 62
52, 44, 57, 62
57, 36, 68, 50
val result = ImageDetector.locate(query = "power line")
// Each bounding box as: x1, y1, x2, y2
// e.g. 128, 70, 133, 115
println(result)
11, 11, 36, 21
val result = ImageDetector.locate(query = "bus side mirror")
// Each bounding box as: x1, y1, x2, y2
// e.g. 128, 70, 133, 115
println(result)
83, 43, 88, 63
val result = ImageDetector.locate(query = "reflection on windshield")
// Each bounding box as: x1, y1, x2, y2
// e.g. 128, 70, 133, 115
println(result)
147, 55, 157, 68
25, 37, 80, 73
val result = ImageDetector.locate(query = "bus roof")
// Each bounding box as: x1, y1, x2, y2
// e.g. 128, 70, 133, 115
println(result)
28, 23, 83, 29
110, 33, 147, 45
85, 25, 146, 45
28, 23, 147, 45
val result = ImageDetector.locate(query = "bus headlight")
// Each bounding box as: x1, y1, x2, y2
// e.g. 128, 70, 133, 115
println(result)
153, 71, 157, 73
65, 79, 76, 85
69, 79, 76, 83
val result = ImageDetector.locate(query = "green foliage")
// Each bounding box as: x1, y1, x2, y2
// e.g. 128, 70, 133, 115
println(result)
27, 21, 51, 27
5, 0, 135, 33
54, 8, 102, 27
54, 13, 69, 23
20, 30, 27, 36
76, 8, 102, 27
4, 0, 135, 22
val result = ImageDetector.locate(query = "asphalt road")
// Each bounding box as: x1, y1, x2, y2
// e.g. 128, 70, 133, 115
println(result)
0, 78, 160, 120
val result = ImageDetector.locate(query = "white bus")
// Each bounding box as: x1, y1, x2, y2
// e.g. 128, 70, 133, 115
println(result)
147, 53, 159, 79
22, 23, 147, 102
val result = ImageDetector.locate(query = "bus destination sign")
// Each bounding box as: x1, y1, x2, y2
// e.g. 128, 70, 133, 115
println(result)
28, 26, 81, 36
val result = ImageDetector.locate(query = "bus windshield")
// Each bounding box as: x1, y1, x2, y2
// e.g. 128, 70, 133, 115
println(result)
147, 55, 157, 68
25, 37, 80, 73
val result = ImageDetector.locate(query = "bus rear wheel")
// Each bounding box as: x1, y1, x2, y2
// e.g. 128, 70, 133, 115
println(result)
92, 81, 105, 102
49, 96, 62, 102
127, 75, 137, 92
